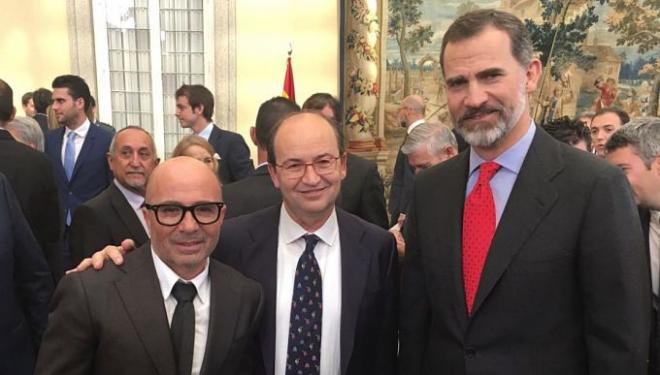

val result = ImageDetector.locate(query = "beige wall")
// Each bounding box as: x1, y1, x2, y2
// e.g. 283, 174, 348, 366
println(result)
0, 0, 70, 114
0, 0, 339, 160
236, 0, 339, 157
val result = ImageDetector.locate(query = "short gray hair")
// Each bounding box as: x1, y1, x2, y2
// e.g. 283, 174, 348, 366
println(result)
605, 117, 660, 168
5, 116, 44, 151
401, 121, 457, 157
108, 126, 158, 157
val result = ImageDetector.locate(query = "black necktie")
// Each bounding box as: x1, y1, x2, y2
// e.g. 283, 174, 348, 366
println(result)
170, 281, 197, 375
286, 234, 322, 375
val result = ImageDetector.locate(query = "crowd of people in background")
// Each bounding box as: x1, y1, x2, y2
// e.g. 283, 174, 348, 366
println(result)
1, 8, 659, 375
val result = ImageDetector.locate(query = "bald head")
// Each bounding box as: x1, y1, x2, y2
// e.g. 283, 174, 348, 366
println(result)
399, 95, 425, 128
147, 156, 221, 202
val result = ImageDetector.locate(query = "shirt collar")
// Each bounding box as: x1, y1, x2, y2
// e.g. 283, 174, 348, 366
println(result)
196, 122, 214, 141
151, 247, 210, 304
651, 210, 660, 225
113, 179, 145, 211
279, 205, 338, 247
64, 119, 91, 139
468, 120, 536, 177
407, 119, 425, 134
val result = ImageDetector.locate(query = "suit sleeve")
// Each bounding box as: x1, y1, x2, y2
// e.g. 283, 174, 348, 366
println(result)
388, 150, 413, 226
397, 186, 431, 375
35, 159, 64, 281
359, 162, 389, 230
34, 274, 95, 375
579, 168, 650, 374
69, 204, 112, 266
5, 178, 54, 351
241, 281, 265, 375
372, 234, 400, 375
226, 134, 254, 182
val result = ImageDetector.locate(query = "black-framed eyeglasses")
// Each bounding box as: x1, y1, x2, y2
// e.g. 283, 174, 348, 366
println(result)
274, 155, 342, 179
143, 202, 224, 226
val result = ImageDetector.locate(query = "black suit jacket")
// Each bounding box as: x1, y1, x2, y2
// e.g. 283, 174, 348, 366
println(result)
0, 173, 54, 375
399, 128, 651, 374
33, 113, 49, 135
224, 165, 282, 218
337, 154, 388, 229
207, 125, 254, 184
69, 183, 149, 265
0, 130, 63, 280
224, 157, 389, 229
45, 124, 113, 229
215, 206, 398, 375
35, 243, 264, 375
641, 209, 660, 375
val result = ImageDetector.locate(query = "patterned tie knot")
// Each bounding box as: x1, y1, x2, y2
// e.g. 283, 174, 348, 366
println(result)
302, 234, 320, 253
477, 161, 501, 184
171, 281, 197, 304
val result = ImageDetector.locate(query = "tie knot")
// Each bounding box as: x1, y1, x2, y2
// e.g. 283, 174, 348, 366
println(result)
67, 131, 76, 140
171, 281, 197, 303
478, 161, 500, 183
302, 234, 320, 251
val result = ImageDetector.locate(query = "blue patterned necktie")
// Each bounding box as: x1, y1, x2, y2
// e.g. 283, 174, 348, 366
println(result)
64, 131, 76, 180
286, 234, 322, 375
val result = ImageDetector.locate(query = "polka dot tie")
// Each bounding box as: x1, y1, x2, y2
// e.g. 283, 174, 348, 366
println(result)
286, 234, 322, 375
462, 161, 501, 316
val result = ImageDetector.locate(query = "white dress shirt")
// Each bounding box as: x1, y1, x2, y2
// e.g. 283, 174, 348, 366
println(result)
196, 122, 214, 141
61, 119, 91, 163
113, 179, 149, 236
275, 206, 342, 375
650, 210, 660, 301
152, 250, 210, 375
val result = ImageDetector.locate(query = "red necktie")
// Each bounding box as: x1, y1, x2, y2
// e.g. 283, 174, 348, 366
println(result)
462, 161, 501, 316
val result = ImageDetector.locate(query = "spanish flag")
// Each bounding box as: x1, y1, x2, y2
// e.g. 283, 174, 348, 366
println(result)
282, 55, 296, 103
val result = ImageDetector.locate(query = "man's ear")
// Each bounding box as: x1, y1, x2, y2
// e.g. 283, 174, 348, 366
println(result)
525, 58, 543, 93
250, 126, 258, 146
9, 106, 15, 122
267, 163, 281, 189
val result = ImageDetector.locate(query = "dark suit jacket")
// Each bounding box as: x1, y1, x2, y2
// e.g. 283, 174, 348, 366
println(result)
0, 173, 54, 375
33, 113, 49, 135
215, 205, 399, 375
399, 128, 651, 374
224, 164, 282, 218
69, 183, 149, 265
35, 242, 264, 375
45, 124, 113, 227
0, 130, 63, 280
641, 209, 660, 375
207, 125, 254, 185
337, 154, 388, 229
224, 157, 389, 229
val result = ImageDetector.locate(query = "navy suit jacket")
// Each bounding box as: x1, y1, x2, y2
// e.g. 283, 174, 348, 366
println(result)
207, 125, 254, 184
0, 173, 54, 375
45, 124, 113, 225
214, 205, 399, 375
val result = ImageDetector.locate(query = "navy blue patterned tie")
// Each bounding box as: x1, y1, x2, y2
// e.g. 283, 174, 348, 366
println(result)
286, 234, 322, 375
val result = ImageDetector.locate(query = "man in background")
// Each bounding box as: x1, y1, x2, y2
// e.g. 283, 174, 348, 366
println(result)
32, 88, 52, 135
591, 107, 629, 156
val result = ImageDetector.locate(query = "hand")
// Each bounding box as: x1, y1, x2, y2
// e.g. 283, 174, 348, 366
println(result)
389, 227, 406, 259
66, 239, 137, 274
396, 213, 406, 228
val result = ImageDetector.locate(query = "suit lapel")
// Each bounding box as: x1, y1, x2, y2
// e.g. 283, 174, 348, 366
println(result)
243, 207, 280, 375
109, 184, 149, 244
337, 209, 370, 375
114, 243, 177, 375
200, 261, 241, 374
71, 125, 96, 181
470, 130, 561, 316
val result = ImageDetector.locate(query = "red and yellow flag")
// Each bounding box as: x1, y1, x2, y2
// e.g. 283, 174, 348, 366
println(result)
282, 55, 295, 103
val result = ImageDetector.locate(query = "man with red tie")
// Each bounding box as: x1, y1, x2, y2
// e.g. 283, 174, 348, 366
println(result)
398, 9, 650, 375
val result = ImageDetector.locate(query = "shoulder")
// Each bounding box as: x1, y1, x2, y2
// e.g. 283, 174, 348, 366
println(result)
90, 124, 113, 143
337, 208, 392, 245
211, 260, 262, 297
78, 186, 114, 211
223, 205, 279, 232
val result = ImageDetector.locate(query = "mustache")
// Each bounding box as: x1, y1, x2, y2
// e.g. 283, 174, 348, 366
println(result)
459, 104, 504, 123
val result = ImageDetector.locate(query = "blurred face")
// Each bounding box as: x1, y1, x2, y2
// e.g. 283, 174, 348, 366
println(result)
606, 146, 660, 209
407, 145, 455, 175
108, 128, 159, 195
175, 96, 203, 131
145, 158, 225, 279
397, 106, 410, 128
52, 88, 86, 128
182, 144, 217, 172
268, 113, 347, 229
591, 112, 623, 156
443, 26, 539, 150
23, 98, 35, 117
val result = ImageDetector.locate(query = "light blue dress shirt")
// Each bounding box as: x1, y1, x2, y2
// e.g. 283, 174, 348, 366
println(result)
466, 122, 536, 226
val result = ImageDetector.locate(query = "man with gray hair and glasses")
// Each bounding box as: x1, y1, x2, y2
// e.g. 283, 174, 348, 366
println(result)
605, 117, 660, 375
4, 116, 45, 151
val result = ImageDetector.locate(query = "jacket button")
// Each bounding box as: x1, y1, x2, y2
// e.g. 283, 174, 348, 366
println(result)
465, 348, 476, 359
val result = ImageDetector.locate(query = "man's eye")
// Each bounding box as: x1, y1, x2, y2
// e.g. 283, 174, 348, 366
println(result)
160, 206, 181, 215
284, 163, 302, 170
